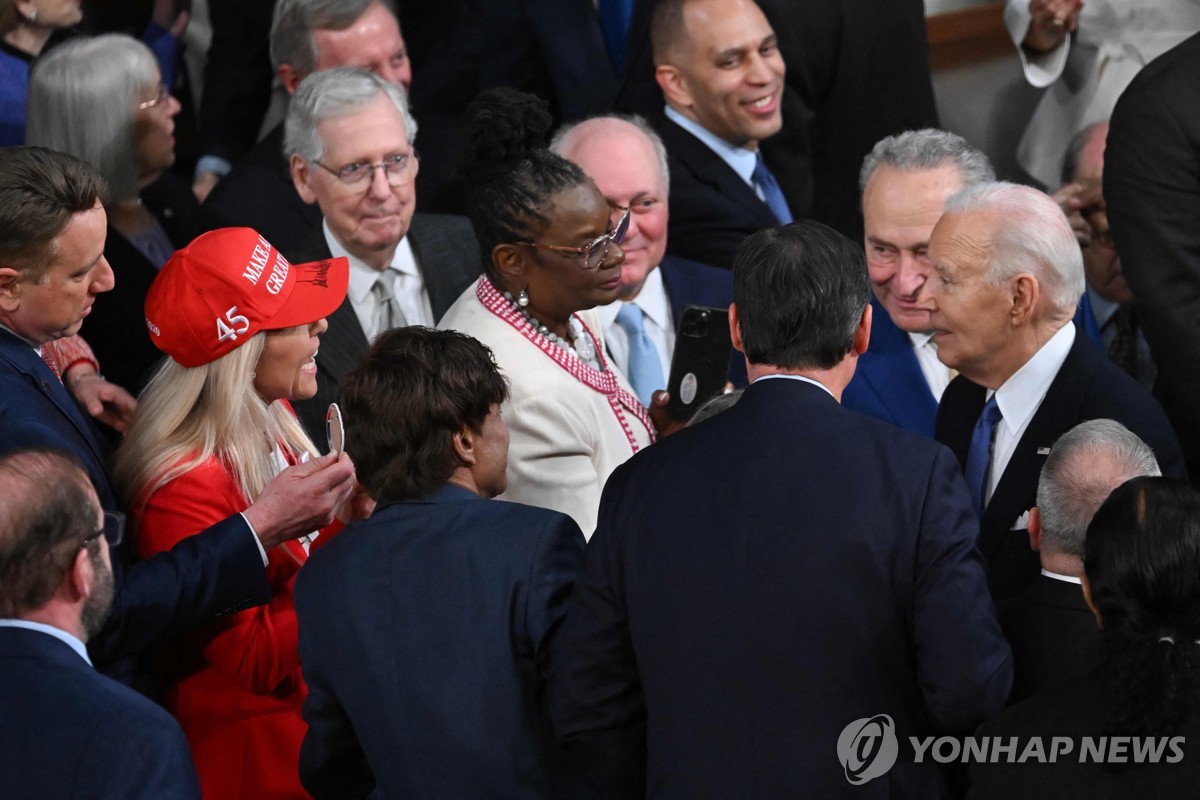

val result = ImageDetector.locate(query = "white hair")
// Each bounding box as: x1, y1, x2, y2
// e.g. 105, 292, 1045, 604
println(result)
284, 66, 416, 164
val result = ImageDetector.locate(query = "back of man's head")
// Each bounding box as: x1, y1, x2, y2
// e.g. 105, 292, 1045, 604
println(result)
859, 128, 994, 194
0, 448, 97, 619
733, 221, 869, 369
339, 326, 509, 501
1037, 419, 1161, 558
0, 146, 107, 281
270, 0, 394, 75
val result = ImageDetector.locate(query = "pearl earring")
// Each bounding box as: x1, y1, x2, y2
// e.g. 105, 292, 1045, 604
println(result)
517, 288, 530, 307
250, 371, 256, 379
28, 9, 37, 21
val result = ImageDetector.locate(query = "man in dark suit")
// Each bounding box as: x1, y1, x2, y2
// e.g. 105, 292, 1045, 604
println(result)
648, 0, 790, 270
551, 221, 1012, 798
295, 326, 586, 799
283, 68, 478, 443
203, 0, 411, 257
842, 129, 996, 437
1106, 31, 1200, 483
0, 147, 356, 682
551, 114, 742, 406
0, 448, 201, 799
924, 181, 1184, 602
998, 419, 1160, 705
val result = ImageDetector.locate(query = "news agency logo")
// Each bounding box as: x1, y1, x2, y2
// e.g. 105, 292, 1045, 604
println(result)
836, 714, 899, 785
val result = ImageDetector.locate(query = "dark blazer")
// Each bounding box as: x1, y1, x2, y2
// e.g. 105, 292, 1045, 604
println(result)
552, 377, 1012, 798
0, 328, 270, 680
658, 254, 747, 387
843, 297, 939, 437
997, 573, 1101, 705
82, 171, 204, 397
287, 214, 480, 443
0, 627, 202, 799
1106, 32, 1200, 483
970, 668, 1200, 799
295, 484, 587, 799
936, 331, 1186, 602
202, 123, 323, 259
657, 115, 780, 270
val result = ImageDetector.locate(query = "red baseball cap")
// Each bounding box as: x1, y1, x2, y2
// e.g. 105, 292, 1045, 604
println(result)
145, 228, 349, 367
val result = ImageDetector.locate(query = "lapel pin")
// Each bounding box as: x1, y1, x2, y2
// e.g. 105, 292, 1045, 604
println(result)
1037, 447, 1052, 455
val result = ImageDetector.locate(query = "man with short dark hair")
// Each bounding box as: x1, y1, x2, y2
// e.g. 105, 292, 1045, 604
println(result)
0, 146, 355, 682
649, 0, 791, 269
295, 326, 586, 799
0, 448, 201, 798
999, 419, 1161, 703
551, 221, 1012, 797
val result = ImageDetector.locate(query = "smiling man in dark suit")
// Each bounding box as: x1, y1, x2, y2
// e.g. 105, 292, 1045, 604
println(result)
924, 181, 1184, 602
551, 221, 1011, 798
649, 0, 791, 269
284, 67, 478, 443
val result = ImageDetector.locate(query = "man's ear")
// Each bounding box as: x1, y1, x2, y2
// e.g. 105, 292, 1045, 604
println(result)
1028, 506, 1042, 551
728, 302, 744, 353
278, 64, 304, 95
451, 424, 477, 468
1081, 574, 1102, 629
1010, 273, 1040, 326
66, 546, 93, 604
852, 302, 872, 356
291, 154, 318, 205
655, 65, 692, 110
0, 267, 24, 312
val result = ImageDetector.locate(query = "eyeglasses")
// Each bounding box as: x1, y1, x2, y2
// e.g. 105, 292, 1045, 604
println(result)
81, 511, 125, 549
137, 83, 170, 110
516, 206, 630, 270
314, 152, 417, 188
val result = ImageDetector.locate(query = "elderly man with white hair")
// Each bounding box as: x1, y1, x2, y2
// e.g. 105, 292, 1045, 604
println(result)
921, 181, 1184, 602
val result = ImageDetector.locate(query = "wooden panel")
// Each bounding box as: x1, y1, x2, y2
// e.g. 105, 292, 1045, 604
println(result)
927, 2, 1012, 71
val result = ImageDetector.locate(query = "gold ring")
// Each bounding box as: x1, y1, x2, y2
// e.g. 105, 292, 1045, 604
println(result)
1052, 17, 1066, 27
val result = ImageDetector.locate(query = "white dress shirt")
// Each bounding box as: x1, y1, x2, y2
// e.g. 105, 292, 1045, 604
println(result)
908, 331, 952, 402
984, 322, 1076, 506
753, 373, 836, 400
597, 268, 675, 381
0, 619, 91, 664
1041, 568, 1082, 586
323, 220, 433, 340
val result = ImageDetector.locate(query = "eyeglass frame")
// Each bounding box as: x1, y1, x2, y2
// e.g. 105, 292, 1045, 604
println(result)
313, 151, 418, 189
514, 206, 631, 271
81, 511, 126, 550
137, 82, 170, 111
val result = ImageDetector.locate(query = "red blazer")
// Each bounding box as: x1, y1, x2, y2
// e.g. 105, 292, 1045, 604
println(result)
136, 453, 334, 800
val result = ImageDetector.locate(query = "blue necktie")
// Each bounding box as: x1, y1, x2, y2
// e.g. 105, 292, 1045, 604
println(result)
615, 303, 664, 406
597, 0, 634, 73
964, 395, 1003, 518
752, 152, 793, 225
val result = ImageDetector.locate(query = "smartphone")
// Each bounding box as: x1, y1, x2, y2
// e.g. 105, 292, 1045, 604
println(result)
326, 403, 345, 456
665, 306, 733, 421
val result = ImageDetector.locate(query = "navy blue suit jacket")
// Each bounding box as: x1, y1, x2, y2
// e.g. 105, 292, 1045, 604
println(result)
936, 331, 1186, 601
551, 377, 1012, 798
0, 328, 270, 678
295, 484, 587, 799
0, 627, 201, 799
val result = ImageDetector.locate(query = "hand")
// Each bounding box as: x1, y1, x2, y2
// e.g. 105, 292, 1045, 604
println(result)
66, 370, 137, 433
193, 170, 221, 203
337, 482, 377, 524
1023, 0, 1083, 53
152, 0, 190, 36
648, 390, 686, 439
244, 453, 357, 550
1051, 180, 1102, 247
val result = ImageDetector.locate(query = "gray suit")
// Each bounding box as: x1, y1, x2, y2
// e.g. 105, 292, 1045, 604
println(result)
290, 213, 481, 443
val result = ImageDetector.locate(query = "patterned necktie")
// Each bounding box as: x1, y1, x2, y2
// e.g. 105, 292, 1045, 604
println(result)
39, 345, 60, 381
1106, 304, 1139, 379
614, 303, 665, 406
371, 271, 407, 339
964, 395, 1003, 518
752, 152, 793, 225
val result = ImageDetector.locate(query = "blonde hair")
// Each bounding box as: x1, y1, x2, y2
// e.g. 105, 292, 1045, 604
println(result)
115, 333, 319, 515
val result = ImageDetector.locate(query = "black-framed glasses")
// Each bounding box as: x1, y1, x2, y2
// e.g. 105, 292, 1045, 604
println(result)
137, 82, 170, 110
516, 206, 630, 270
81, 511, 125, 549
314, 152, 417, 189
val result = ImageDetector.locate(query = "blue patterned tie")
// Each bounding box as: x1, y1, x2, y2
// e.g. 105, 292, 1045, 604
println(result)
752, 152, 793, 225
615, 303, 664, 406
964, 395, 1003, 518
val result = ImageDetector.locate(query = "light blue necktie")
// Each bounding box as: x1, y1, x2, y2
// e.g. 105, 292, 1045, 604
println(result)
615, 303, 664, 406
752, 152, 793, 225
964, 395, 1003, 518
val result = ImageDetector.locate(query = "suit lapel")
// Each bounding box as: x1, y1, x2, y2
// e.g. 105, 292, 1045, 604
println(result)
318, 298, 370, 386
856, 300, 937, 431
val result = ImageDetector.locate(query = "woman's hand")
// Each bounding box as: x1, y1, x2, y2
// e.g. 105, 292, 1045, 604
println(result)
1023, 0, 1084, 54
648, 390, 687, 439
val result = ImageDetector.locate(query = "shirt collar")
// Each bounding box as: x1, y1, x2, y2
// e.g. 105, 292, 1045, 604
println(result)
1040, 568, 1083, 585
596, 267, 671, 331
0, 619, 92, 665
753, 373, 836, 399
908, 330, 936, 349
664, 105, 758, 187
1086, 285, 1119, 329
992, 322, 1076, 438
326, 219, 415, 304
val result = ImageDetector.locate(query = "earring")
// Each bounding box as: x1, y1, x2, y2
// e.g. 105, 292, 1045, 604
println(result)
28, 9, 37, 21
250, 371, 256, 379
517, 288, 529, 307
